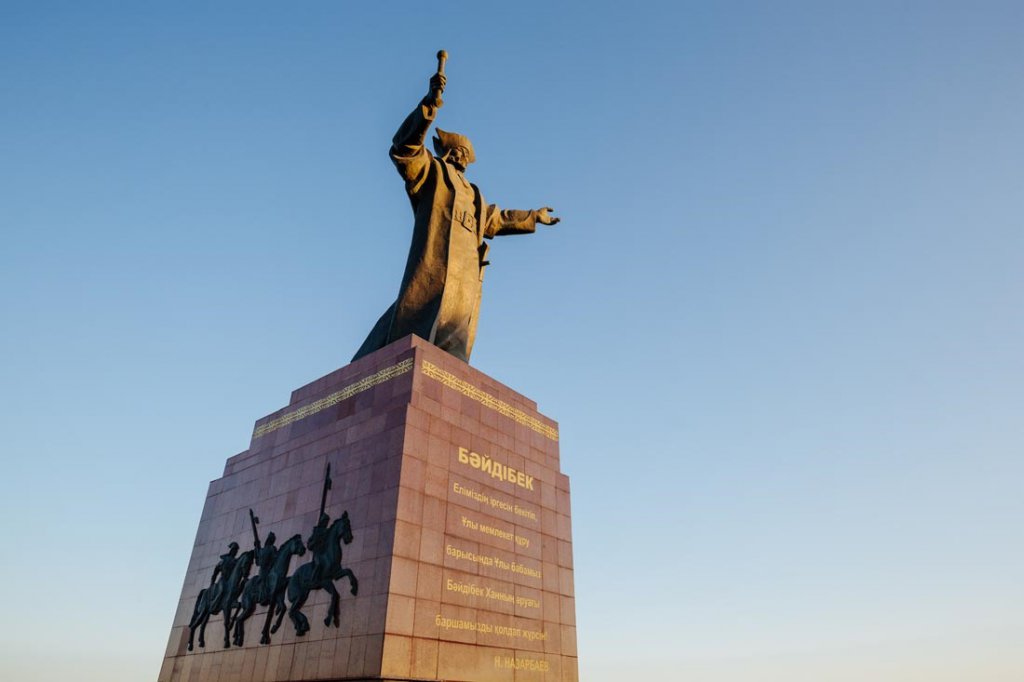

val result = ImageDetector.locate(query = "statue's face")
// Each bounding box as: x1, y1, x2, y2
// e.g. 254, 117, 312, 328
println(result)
446, 146, 471, 172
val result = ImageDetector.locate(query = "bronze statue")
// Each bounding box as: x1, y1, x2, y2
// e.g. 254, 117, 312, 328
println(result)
353, 50, 560, 363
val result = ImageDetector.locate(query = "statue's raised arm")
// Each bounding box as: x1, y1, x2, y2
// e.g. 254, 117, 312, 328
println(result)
353, 51, 561, 364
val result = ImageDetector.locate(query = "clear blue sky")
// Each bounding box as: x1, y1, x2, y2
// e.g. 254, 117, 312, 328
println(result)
1, 2, 1022, 680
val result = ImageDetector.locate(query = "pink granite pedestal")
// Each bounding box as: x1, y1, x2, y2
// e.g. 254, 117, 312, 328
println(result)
159, 335, 577, 682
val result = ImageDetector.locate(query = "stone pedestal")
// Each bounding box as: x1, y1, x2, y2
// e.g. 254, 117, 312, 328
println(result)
159, 335, 577, 682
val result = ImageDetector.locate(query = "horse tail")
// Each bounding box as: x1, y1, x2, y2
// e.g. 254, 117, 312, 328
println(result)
191, 588, 207, 624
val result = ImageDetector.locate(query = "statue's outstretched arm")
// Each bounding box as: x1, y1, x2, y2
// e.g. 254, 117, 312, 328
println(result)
484, 205, 560, 238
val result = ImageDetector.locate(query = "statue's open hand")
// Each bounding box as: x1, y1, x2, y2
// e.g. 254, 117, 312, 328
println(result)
537, 207, 560, 226
429, 73, 447, 98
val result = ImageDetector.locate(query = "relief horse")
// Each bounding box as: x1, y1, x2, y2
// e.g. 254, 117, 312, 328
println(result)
229, 534, 305, 646
284, 512, 358, 636
187, 549, 254, 650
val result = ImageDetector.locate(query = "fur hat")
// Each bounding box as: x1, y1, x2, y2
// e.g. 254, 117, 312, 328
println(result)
432, 127, 476, 164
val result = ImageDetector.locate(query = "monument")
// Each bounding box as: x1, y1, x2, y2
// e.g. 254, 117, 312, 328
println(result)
353, 50, 560, 364
159, 53, 577, 682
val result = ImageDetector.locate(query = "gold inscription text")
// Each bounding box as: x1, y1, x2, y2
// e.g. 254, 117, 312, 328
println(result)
458, 446, 535, 491
461, 515, 531, 549
446, 578, 541, 609
445, 544, 543, 579
494, 655, 551, 672
452, 481, 538, 523
435, 615, 547, 642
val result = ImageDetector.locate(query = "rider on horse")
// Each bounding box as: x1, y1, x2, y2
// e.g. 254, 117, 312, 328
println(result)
307, 512, 333, 583
254, 531, 279, 602
207, 541, 239, 610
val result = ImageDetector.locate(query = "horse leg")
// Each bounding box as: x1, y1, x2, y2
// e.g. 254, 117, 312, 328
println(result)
271, 589, 288, 634
231, 602, 242, 646
323, 582, 340, 627
233, 600, 253, 647
187, 590, 206, 651
260, 600, 276, 644
198, 612, 209, 649
338, 567, 358, 596
289, 592, 310, 636
187, 614, 199, 651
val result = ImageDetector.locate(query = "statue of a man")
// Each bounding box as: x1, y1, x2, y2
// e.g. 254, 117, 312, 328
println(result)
353, 55, 560, 363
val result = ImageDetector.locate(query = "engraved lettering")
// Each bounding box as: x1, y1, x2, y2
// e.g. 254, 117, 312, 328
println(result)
437, 614, 546, 643
511, 562, 543, 579
454, 445, 537, 492
495, 655, 551, 672
514, 504, 538, 522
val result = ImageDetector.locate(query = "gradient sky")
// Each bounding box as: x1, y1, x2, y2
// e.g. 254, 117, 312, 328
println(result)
1, 2, 1022, 681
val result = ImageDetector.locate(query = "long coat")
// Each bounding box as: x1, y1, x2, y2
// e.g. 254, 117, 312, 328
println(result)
353, 97, 538, 363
